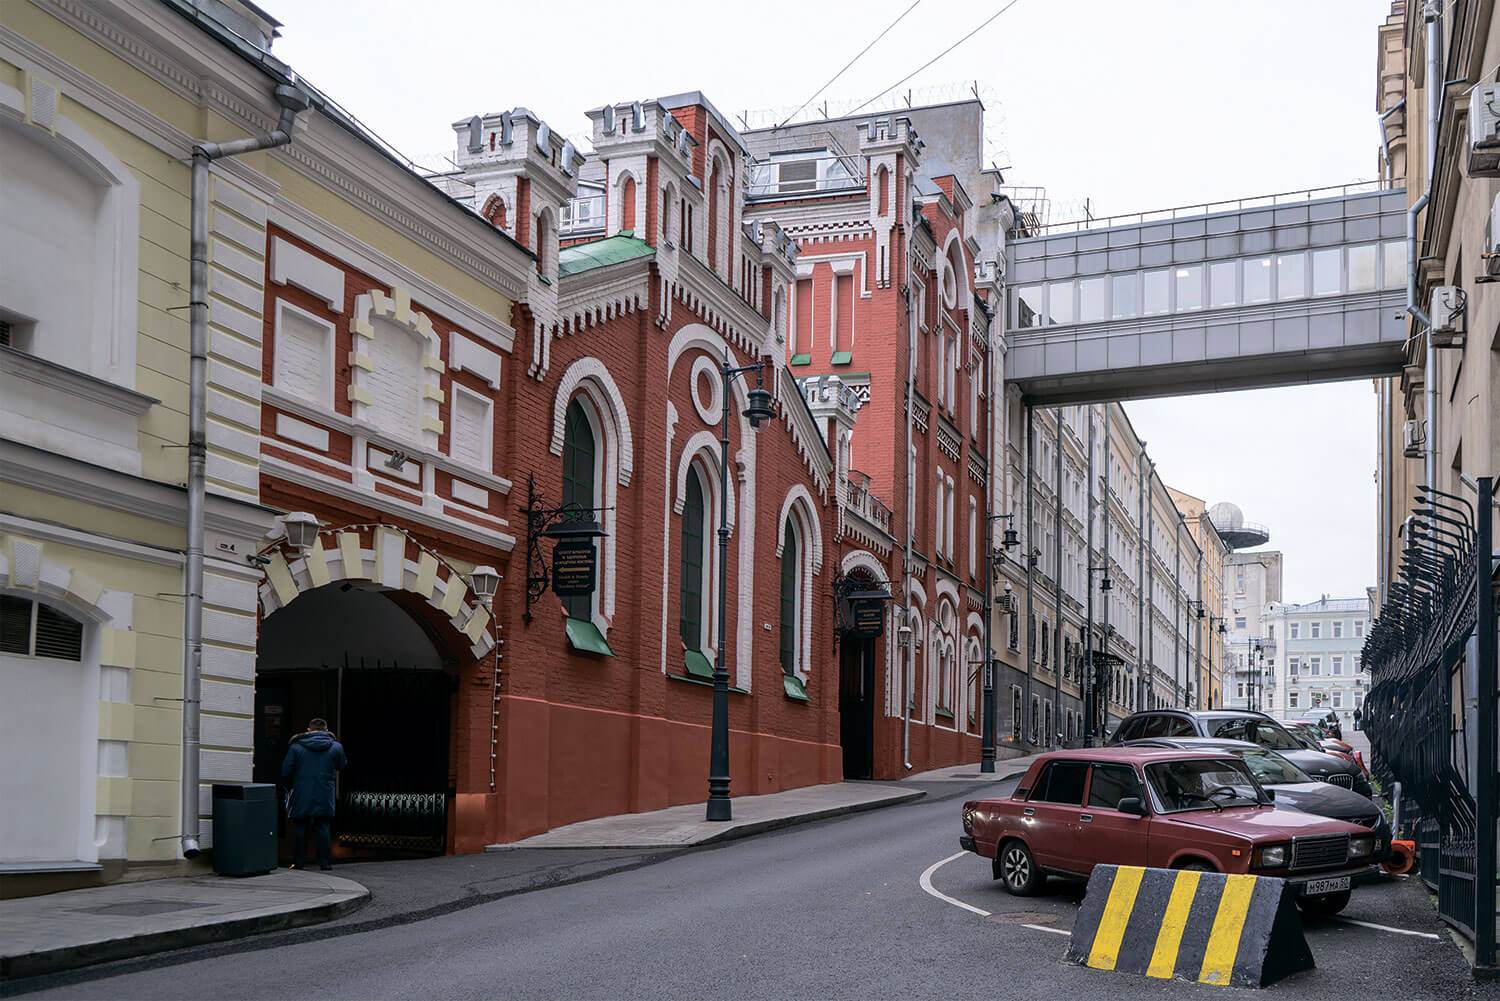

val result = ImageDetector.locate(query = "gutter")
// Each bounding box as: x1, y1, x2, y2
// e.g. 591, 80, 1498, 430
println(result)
180, 82, 311, 858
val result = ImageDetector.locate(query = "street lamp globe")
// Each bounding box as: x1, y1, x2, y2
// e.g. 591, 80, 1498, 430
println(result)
744, 384, 776, 428
468, 565, 500, 602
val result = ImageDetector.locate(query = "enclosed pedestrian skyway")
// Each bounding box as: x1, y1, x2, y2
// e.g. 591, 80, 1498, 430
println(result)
1003, 184, 1409, 405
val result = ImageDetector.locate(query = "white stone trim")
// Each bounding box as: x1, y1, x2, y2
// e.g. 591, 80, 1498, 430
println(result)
775, 484, 824, 574
272, 298, 336, 411
840, 549, 885, 580
269, 235, 345, 312
687, 354, 722, 426
548, 356, 634, 487
0, 79, 139, 390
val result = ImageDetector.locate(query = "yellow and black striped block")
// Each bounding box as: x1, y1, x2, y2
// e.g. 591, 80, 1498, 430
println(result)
1063, 865, 1314, 988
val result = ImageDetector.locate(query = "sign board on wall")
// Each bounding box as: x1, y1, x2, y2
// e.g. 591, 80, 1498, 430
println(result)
551, 539, 597, 596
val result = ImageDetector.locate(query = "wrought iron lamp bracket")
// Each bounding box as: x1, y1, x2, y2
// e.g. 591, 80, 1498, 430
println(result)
522, 473, 613, 625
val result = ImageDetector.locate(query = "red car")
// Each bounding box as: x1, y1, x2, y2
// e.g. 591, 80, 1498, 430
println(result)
960, 747, 1378, 916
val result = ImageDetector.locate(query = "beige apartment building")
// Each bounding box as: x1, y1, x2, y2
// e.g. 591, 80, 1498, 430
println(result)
1373, 0, 1499, 599
1168, 488, 1231, 710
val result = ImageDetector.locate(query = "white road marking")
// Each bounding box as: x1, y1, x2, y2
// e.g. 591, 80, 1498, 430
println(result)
1332, 916, 1442, 940
919, 852, 991, 916
1024, 923, 1071, 936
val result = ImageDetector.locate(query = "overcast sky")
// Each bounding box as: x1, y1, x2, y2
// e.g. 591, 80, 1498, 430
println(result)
271, 0, 1394, 604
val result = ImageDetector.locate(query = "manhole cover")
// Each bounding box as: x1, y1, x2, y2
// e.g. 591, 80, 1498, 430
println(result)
74, 899, 216, 917
986, 911, 1061, 925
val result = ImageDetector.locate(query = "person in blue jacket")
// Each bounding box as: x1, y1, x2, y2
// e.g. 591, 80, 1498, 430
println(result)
280, 718, 346, 870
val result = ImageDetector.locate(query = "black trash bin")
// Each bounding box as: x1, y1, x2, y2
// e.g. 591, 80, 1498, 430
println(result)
212, 783, 278, 876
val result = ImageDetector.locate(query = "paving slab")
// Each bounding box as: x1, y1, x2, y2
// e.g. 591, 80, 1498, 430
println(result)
0, 869, 367, 980
493, 781, 926, 850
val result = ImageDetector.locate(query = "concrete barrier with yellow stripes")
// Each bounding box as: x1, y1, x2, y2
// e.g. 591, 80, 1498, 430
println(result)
1063, 865, 1314, 988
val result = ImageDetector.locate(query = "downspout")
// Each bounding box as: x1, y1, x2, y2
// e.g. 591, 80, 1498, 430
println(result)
1053, 407, 1063, 739
1378, 99, 1405, 187
1146, 462, 1156, 708
1410, 1, 1442, 498
182, 83, 310, 858
1194, 549, 1203, 709
980, 298, 997, 772
902, 218, 915, 771
1173, 523, 1181, 706
1083, 407, 1095, 745
1136, 446, 1146, 711
1024, 405, 1035, 742
1101, 409, 1110, 732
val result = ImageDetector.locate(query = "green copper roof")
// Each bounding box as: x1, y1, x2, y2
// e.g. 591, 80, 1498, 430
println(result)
557, 234, 654, 277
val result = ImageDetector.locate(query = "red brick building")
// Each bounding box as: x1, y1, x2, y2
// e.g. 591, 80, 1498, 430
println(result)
742, 111, 1000, 778
251, 94, 852, 854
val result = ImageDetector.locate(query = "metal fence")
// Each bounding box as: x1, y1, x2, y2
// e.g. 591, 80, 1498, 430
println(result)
1365, 479, 1497, 971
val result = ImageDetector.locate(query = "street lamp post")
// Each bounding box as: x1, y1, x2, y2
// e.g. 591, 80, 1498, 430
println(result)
981, 513, 1020, 772
1084, 565, 1112, 746
706, 349, 776, 822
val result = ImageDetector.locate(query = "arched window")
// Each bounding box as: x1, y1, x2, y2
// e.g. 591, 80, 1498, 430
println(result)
560, 398, 597, 621
708, 158, 721, 271
779, 520, 798, 676
680, 467, 707, 653
662, 183, 676, 246
536, 208, 554, 278
876, 164, 889, 216
620, 175, 636, 233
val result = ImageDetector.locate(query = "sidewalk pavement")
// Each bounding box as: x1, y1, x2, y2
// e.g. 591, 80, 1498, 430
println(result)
4, 755, 1045, 984
0, 868, 367, 981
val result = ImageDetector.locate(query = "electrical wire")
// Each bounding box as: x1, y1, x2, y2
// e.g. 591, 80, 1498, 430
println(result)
776, 1, 924, 128
846, 0, 1024, 118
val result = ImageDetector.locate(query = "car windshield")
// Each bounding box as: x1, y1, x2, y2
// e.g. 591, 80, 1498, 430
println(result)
1208, 717, 1304, 751
1236, 749, 1312, 785
1145, 758, 1265, 812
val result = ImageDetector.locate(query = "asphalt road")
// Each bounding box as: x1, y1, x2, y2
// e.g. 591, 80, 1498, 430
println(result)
16, 779, 1498, 1001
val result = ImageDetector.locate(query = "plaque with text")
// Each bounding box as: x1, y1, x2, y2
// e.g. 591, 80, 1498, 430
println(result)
851, 600, 884, 638
551, 539, 597, 596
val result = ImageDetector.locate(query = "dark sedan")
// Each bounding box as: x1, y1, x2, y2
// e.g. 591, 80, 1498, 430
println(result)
1125, 736, 1390, 853
1108, 709, 1372, 797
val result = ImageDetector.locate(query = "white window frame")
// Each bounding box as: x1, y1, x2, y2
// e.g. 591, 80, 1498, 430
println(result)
448, 383, 494, 472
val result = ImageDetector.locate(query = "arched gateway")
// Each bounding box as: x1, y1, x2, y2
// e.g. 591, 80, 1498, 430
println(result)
254, 525, 496, 857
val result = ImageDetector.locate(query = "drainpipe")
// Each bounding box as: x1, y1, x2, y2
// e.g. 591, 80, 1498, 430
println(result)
181, 84, 310, 859
1084, 408, 1095, 745
902, 221, 915, 771
1409, 1, 1442, 497
1378, 99, 1405, 187
1053, 407, 1062, 738
1023, 405, 1035, 741
1136, 446, 1146, 711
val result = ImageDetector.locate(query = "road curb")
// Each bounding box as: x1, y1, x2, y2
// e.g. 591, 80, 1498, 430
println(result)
0, 876, 369, 982
488, 789, 929, 851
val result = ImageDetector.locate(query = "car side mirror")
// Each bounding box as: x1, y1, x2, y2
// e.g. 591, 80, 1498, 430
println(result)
1117, 796, 1148, 817
1264, 788, 1275, 803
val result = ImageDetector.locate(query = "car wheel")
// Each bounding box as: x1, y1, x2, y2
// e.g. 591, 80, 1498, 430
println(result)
1180, 860, 1215, 872
1297, 890, 1351, 917
996, 840, 1042, 896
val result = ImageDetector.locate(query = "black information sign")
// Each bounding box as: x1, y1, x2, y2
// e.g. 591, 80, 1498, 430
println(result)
551, 538, 597, 597
851, 600, 885, 638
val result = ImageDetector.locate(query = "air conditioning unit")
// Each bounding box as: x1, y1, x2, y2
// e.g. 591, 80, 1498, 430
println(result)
1428, 285, 1466, 347
1469, 84, 1500, 177
1485, 194, 1500, 279
994, 592, 1016, 614
1402, 419, 1425, 458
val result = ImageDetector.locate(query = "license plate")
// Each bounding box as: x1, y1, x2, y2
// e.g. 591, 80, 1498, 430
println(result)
1303, 876, 1350, 895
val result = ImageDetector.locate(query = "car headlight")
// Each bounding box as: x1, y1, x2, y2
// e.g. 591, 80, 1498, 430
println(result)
1252, 844, 1287, 868
1350, 836, 1374, 859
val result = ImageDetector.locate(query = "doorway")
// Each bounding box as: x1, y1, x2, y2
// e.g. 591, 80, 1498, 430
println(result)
839, 635, 875, 779
254, 583, 457, 857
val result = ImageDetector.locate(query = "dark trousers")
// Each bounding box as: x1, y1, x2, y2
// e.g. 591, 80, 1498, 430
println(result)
292, 816, 332, 868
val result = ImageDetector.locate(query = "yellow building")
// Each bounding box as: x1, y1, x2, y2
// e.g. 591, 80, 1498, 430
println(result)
1167, 487, 1230, 709
1, 0, 523, 893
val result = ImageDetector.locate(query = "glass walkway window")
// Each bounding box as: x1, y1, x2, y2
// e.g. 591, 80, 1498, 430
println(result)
1011, 240, 1409, 327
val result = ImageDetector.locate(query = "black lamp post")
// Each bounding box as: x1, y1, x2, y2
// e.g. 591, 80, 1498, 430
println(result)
707, 348, 775, 822
1083, 565, 1112, 747
980, 513, 1021, 772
